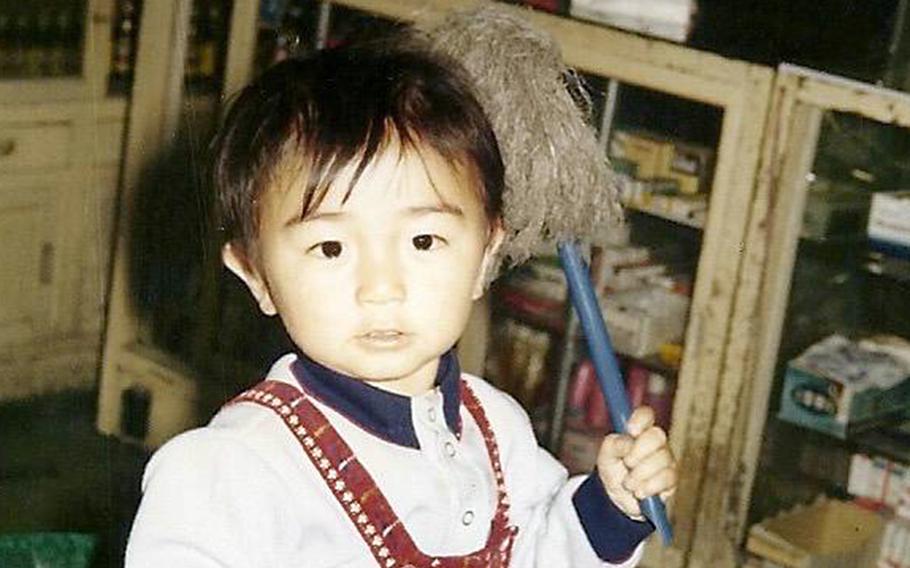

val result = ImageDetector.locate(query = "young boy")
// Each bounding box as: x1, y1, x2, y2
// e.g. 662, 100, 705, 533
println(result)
126, 36, 677, 567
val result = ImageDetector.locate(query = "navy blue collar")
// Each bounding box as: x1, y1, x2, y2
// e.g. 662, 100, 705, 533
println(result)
290, 350, 462, 449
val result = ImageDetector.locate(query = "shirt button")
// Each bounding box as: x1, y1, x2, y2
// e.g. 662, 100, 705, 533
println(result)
444, 441, 456, 457
427, 407, 437, 422
461, 510, 475, 526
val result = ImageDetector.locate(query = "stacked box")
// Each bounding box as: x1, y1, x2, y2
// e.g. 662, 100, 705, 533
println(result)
778, 335, 910, 439
868, 190, 910, 254
602, 286, 690, 357
746, 498, 884, 567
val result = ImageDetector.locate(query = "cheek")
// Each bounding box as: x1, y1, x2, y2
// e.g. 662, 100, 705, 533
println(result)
268, 262, 353, 327
410, 249, 484, 311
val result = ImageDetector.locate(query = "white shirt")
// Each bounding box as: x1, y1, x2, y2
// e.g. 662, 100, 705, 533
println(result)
126, 353, 648, 567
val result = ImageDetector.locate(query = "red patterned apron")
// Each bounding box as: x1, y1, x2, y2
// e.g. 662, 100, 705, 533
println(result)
229, 379, 518, 567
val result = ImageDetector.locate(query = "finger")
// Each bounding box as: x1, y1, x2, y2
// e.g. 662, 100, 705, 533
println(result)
624, 449, 675, 494
635, 467, 679, 501
610, 489, 643, 520
623, 426, 669, 468
597, 434, 632, 493
598, 433, 634, 466
625, 406, 655, 437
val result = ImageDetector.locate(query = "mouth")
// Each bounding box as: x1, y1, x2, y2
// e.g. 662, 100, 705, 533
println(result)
357, 329, 409, 347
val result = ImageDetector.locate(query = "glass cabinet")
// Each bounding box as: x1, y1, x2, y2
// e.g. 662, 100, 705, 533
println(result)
0, 0, 116, 101
0, 0, 87, 80
738, 66, 910, 567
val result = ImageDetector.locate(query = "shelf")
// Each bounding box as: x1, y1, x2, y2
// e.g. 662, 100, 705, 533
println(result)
495, 285, 566, 335
863, 244, 910, 284
795, 235, 910, 284
494, 286, 682, 378
862, 255, 910, 284
775, 412, 910, 464
851, 423, 910, 464
624, 200, 706, 229
618, 352, 680, 378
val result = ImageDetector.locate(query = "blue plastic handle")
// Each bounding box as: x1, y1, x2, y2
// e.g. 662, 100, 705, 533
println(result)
557, 242, 673, 545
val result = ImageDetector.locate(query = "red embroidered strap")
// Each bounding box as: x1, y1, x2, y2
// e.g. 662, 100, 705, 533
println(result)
229, 379, 517, 567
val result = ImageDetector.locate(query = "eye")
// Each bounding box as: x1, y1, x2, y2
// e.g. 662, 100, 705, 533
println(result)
412, 234, 444, 251
309, 241, 343, 259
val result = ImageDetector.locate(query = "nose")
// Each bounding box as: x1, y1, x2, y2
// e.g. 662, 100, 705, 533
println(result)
355, 245, 405, 305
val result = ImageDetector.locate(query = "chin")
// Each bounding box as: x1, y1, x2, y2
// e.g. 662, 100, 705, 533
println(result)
344, 353, 438, 383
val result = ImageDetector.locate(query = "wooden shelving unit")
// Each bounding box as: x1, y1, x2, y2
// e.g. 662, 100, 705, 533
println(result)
0, 0, 129, 398
734, 65, 910, 566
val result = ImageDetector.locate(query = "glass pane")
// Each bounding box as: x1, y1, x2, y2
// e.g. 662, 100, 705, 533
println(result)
183, 0, 232, 96
254, 0, 322, 71
748, 110, 910, 526
0, 0, 86, 80
325, 3, 404, 47
109, 0, 233, 96
251, 2, 403, 77
109, 0, 141, 93
486, 75, 724, 471
124, 1, 240, 376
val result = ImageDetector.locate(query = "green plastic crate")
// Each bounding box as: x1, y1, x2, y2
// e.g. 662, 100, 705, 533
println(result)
0, 533, 97, 568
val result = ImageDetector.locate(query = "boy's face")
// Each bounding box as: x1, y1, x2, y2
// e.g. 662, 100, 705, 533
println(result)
224, 143, 503, 395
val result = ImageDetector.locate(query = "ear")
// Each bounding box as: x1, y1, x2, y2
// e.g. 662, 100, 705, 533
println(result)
222, 242, 277, 316
472, 222, 505, 300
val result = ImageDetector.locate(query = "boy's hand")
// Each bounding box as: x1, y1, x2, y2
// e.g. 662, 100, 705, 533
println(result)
596, 406, 678, 521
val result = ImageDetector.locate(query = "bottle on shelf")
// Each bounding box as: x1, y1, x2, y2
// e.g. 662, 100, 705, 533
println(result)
271, 2, 312, 65
22, 10, 46, 78
198, 1, 224, 85
0, 11, 13, 78
110, 0, 140, 92
10, 10, 29, 79
46, 8, 74, 77
62, 8, 83, 76
186, 0, 228, 93
184, 1, 202, 88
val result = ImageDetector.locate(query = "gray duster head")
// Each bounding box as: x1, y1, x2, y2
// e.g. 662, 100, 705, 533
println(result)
425, 5, 623, 271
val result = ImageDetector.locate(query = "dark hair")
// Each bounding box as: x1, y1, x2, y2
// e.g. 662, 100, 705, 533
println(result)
212, 33, 504, 255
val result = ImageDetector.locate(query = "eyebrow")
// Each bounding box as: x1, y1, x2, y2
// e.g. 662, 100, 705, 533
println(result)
296, 203, 464, 225
406, 204, 465, 217
298, 210, 346, 223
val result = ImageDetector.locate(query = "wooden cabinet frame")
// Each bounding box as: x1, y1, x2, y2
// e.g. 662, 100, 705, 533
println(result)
725, 66, 910, 565
0, 39, 128, 400
97, 0, 259, 447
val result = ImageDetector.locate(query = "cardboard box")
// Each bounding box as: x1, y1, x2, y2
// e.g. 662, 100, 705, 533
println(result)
778, 336, 910, 439
666, 141, 714, 195
611, 131, 713, 195
602, 286, 690, 357
868, 190, 910, 250
569, 0, 694, 43
610, 131, 675, 180
746, 498, 884, 568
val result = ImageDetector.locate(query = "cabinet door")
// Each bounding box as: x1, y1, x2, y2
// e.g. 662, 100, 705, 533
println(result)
749, 71, 910, 521
77, 167, 120, 337
740, 69, 910, 566
0, 181, 56, 346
